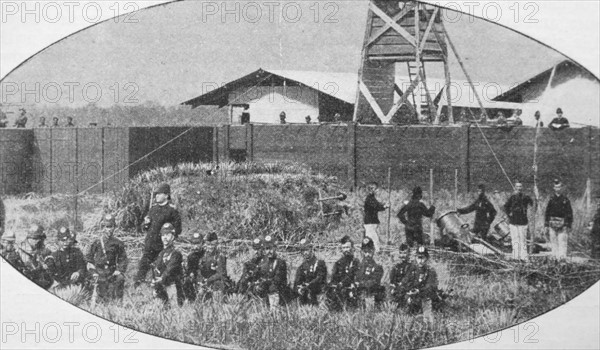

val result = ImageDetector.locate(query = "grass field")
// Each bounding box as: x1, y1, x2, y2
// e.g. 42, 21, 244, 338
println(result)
2, 161, 599, 350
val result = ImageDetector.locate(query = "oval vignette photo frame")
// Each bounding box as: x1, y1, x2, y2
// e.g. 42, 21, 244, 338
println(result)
1, 1, 599, 350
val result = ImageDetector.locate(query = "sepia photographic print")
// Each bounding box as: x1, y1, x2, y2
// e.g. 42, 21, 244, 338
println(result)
1, 1, 599, 349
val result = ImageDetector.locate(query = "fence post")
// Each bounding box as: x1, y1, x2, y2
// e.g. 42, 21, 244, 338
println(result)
246, 123, 254, 162
348, 123, 357, 189
461, 124, 471, 192
223, 124, 230, 163
212, 126, 219, 164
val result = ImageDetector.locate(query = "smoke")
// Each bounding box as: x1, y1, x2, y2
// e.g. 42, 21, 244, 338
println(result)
520, 77, 600, 128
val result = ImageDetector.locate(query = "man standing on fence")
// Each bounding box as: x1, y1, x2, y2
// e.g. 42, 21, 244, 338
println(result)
503, 181, 533, 261
457, 184, 497, 242
363, 182, 389, 252
134, 183, 182, 288
544, 180, 573, 260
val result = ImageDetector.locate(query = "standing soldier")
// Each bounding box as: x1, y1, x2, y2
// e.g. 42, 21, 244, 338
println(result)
18, 225, 53, 289
237, 237, 265, 297
0, 104, 8, 128
326, 235, 360, 311
363, 182, 389, 252
134, 183, 182, 288
503, 181, 534, 261
590, 194, 600, 259
397, 186, 436, 247
1, 232, 26, 272
256, 235, 288, 307
544, 180, 573, 260
389, 244, 413, 307
355, 237, 385, 309
48, 227, 86, 288
38, 117, 47, 127
85, 214, 128, 302
402, 246, 439, 321
293, 238, 327, 306
14, 108, 28, 128
196, 232, 232, 300
152, 223, 184, 307
183, 232, 205, 302
457, 184, 497, 242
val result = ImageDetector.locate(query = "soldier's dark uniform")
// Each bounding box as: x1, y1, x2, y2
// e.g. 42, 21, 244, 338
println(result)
48, 227, 87, 288
135, 183, 182, 286
153, 223, 184, 307
183, 232, 205, 301
86, 214, 128, 301
457, 185, 497, 241
256, 235, 288, 306
18, 225, 54, 289
389, 244, 414, 307
237, 237, 265, 297
326, 235, 360, 311
591, 202, 600, 259
397, 187, 436, 247
196, 232, 232, 299
544, 192, 574, 229
1, 232, 26, 272
401, 247, 439, 316
355, 237, 385, 308
293, 238, 327, 306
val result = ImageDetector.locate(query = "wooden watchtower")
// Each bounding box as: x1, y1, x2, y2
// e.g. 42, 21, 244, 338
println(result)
353, 0, 454, 124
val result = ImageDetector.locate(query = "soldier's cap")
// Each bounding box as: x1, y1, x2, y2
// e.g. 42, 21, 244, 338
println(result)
205, 231, 218, 243
361, 237, 374, 250
553, 179, 562, 185
263, 235, 276, 248
155, 183, 171, 195
100, 213, 116, 228
160, 222, 176, 235
58, 227, 77, 242
398, 243, 409, 253
191, 232, 204, 244
477, 184, 485, 192
251, 237, 263, 249
339, 235, 353, 245
556, 108, 563, 114
1, 231, 16, 242
27, 224, 46, 239
416, 246, 429, 258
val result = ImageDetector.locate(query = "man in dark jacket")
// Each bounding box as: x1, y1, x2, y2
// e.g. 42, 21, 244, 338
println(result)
256, 235, 288, 307
544, 180, 573, 260
548, 108, 570, 130
18, 225, 53, 289
355, 237, 385, 308
152, 223, 184, 307
86, 214, 128, 302
196, 232, 232, 299
363, 182, 389, 252
458, 184, 497, 242
397, 186, 436, 247
503, 181, 533, 261
293, 238, 327, 306
401, 246, 439, 321
183, 231, 205, 301
389, 244, 413, 307
134, 183, 182, 287
326, 235, 360, 311
590, 195, 600, 259
237, 237, 265, 297
48, 227, 87, 288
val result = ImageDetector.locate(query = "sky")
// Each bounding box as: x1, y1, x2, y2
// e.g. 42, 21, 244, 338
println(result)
0, 0, 569, 108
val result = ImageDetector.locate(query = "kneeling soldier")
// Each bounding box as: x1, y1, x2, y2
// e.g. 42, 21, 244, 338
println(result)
48, 227, 86, 289
389, 244, 413, 307
293, 238, 327, 306
18, 225, 53, 289
237, 237, 265, 297
183, 232, 205, 302
402, 246, 439, 321
152, 223, 184, 307
197, 232, 232, 299
256, 235, 288, 306
355, 237, 385, 308
1, 232, 26, 272
326, 235, 360, 311
86, 214, 128, 302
